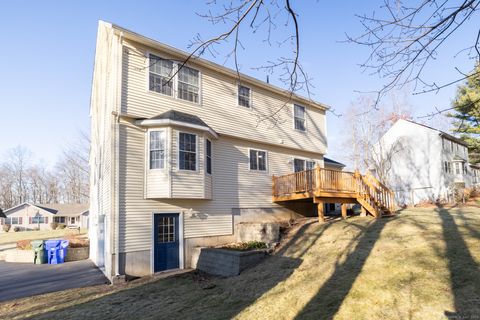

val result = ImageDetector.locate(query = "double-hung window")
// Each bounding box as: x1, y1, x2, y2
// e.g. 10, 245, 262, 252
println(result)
6, 217, 20, 225
294, 159, 316, 172
150, 131, 166, 169
238, 85, 251, 108
177, 66, 200, 103
206, 139, 212, 174
249, 149, 267, 171
32, 216, 45, 224
294, 105, 306, 131
149, 54, 200, 103
179, 133, 197, 171
149, 55, 174, 96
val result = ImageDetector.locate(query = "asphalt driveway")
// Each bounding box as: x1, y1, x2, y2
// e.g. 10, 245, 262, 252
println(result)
0, 260, 109, 302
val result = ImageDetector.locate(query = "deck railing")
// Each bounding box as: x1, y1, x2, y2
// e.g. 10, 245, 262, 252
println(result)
272, 167, 395, 212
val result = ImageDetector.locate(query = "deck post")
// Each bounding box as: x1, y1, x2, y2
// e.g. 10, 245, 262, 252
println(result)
360, 206, 367, 217
317, 201, 325, 223
341, 203, 347, 219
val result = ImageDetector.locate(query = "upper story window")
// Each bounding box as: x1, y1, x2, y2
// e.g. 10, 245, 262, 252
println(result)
444, 161, 449, 173
455, 162, 460, 175
150, 131, 166, 169
178, 66, 200, 103
179, 132, 197, 171
294, 105, 306, 131
206, 139, 212, 174
249, 149, 267, 171
450, 141, 454, 152
238, 85, 251, 108
149, 54, 200, 103
149, 55, 174, 96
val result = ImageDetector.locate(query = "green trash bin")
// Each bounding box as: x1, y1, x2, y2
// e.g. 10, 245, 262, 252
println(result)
31, 240, 46, 264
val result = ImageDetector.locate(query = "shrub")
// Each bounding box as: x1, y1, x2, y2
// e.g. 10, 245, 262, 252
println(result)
2, 224, 11, 232
57, 223, 66, 230
13, 226, 21, 232
16, 240, 32, 250
50, 222, 58, 230
63, 235, 89, 248
221, 241, 267, 251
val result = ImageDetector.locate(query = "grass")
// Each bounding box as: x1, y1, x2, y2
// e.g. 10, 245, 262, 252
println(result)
0, 229, 87, 245
1, 206, 480, 319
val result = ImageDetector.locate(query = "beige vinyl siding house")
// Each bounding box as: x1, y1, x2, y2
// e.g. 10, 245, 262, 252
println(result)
0, 203, 89, 231
89, 21, 330, 280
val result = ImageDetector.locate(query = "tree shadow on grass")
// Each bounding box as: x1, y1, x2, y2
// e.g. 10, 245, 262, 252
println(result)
15, 220, 338, 320
436, 205, 480, 319
295, 217, 391, 319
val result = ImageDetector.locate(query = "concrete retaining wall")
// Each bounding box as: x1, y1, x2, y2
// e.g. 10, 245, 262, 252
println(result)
235, 222, 280, 244
66, 247, 90, 262
195, 248, 267, 277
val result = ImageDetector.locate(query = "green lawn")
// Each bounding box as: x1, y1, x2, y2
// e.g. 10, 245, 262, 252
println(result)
0, 228, 87, 245
1, 206, 480, 319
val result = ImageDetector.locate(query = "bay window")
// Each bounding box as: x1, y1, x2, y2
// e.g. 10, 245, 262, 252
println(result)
150, 131, 166, 169
179, 133, 197, 171
206, 139, 212, 174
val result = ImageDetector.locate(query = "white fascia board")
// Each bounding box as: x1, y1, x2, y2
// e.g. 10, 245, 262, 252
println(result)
135, 119, 219, 139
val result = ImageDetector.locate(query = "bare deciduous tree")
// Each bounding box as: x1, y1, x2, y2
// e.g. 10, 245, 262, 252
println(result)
343, 94, 413, 178
349, 0, 480, 112
0, 131, 89, 209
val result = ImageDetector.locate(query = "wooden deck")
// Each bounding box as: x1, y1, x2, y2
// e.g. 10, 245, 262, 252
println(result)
272, 167, 395, 221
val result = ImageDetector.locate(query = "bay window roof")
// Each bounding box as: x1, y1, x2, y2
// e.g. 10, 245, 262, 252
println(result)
136, 110, 219, 139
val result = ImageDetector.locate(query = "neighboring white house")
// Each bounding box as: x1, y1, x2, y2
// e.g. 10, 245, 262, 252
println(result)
0, 203, 89, 231
373, 119, 478, 205
89, 21, 330, 280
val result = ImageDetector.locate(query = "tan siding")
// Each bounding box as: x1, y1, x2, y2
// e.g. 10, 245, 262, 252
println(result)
120, 40, 327, 155
170, 129, 205, 198
118, 123, 323, 252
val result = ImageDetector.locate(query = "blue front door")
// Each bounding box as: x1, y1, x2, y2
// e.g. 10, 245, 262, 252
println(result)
154, 213, 180, 272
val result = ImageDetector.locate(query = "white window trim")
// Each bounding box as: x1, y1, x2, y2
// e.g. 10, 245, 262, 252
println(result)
147, 128, 168, 171
146, 51, 202, 106
248, 148, 269, 173
205, 138, 212, 175
177, 131, 199, 172
292, 157, 317, 172
150, 211, 184, 275
237, 83, 252, 109
293, 104, 307, 132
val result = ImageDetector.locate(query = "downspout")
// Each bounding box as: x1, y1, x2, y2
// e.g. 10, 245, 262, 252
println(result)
113, 30, 124, 279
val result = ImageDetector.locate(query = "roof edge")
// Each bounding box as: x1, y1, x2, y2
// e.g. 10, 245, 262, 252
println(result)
102, 20, 330, 112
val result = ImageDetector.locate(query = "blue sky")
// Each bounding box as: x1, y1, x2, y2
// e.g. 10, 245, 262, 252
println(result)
0, 1, 477, 167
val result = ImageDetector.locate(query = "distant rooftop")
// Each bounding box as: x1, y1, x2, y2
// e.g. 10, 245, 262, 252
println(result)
402, 119, 467, 147
324, 157, 345, 168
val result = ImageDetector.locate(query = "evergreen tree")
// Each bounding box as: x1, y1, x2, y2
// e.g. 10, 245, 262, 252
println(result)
449, 63, 480, 164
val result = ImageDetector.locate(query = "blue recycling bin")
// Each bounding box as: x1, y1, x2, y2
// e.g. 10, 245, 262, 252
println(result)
59, 240, 69, 263
45, 240, 61, 264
